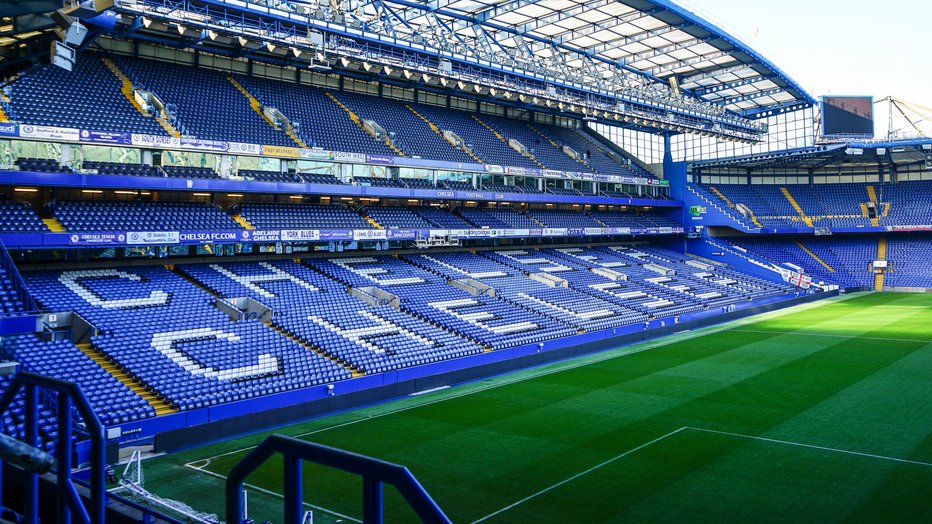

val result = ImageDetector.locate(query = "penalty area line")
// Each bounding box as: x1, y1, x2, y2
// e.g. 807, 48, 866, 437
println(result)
183, 463, 362, 523
684, 427, 932, 469
470, 427, 689, 524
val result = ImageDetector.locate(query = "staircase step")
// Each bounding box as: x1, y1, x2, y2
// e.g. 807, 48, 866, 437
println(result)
795, 241, 834, 273
228, 76, 303, 147
406, 105, 484, 164
42, 217, 66, 232
271, 323, 362, 377
780, 187, 813, 227
232, 214, 254, 230
76, 342, 178, 416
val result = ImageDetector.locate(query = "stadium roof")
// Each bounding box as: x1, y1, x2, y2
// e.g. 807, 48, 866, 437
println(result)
338, 0, 817, 117
103, 0, 814, 122
691, 138, 932, 171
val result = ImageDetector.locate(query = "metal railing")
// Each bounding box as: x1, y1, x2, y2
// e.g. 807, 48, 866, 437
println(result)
0, 372, 107, 524
226, 434, 451, 524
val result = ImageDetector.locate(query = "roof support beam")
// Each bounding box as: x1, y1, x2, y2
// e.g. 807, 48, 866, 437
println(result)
618, 35, 719, 66
550, 7, 666, 45
582, 21, 690, 56
716, 87, 783, 106
649, 50, 730, 76
692, 74, 768, 95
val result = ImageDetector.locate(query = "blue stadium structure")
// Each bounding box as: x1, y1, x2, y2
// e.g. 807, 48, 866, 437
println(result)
0, 0, 930, 520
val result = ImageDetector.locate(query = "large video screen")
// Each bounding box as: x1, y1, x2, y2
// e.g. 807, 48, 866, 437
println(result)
821, 96, 874, 137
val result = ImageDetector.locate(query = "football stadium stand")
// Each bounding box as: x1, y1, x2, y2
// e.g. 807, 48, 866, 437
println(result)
1, 0, 932, 519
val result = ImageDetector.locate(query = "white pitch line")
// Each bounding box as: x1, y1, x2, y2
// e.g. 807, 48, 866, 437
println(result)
683, 427, 932, 468
729, 329, 932, 344
185, 295, 851, 469
184, 463, 363, 523
470, 427, 689, 524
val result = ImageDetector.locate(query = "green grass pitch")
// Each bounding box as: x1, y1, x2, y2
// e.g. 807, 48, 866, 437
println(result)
137, 292, 932, 523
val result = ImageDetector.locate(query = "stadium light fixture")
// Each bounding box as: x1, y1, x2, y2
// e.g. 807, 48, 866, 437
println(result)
404, 70, 415, 79
192, 192, 211, 197
340, 57, 351, 67
290, 195, 303, 199
141, 17, 152, 28
13, 188, 38, 192
114, 190, 138, 195
264, 42, 276, 52
291, 47, 302, 58
81, 190, 103, 194
439, 78, 450, 87
363, 62, 373, 71
226, 193, 244, 198
457, 81, 467, 90
422, 74, 431, 83
383, 66, 393, 75
175, 24, 186, 35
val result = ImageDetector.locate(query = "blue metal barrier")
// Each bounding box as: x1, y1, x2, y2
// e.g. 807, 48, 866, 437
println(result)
0, 237, 37, 313
225, 434, 451, 524
0, 372, 107, 524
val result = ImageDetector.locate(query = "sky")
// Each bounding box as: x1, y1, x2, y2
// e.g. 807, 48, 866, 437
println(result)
682, 0, 932, 135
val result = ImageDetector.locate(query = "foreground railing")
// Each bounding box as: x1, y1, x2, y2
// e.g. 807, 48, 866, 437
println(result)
0, 372, 106, 524
226, 434, 451, 524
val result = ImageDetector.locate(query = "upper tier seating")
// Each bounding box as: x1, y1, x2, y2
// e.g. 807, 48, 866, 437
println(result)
527, 209, 602, 228
411, 206, 474, 229
83, 161, 162, 177
458, 207, 539, 229
541, 124, 654, 178
15, 157, 71, 173
238, 169, 301, 183
238, 203, 371, 230
439, 180, 474, 191
410, 104, 540, 169
234, 75, 396, 156
701, 181, 932, 229
879, 180, 932, 226
115, 57, 294, 147
8, 53, 166, 136
0, 200, 48, 232
298, 172, 343, 185
364, 207, 434, 229
354, 176, 407, 188
480, 115, 587, 173
6, 53, 657, 178
162, 165, 221, 180
54, 201, 239, 232
332, 92, 475, 164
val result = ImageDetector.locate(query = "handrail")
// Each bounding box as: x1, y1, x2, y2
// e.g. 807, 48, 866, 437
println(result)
225, 434, 451, 524
0, 372, 107, 523
0, 237, 37, 313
